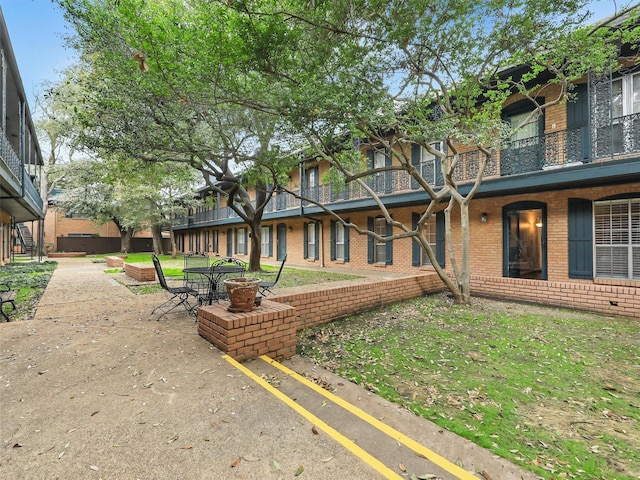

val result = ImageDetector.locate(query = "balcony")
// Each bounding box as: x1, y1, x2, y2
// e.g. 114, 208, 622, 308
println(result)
0, 132, 44, 222
173, 117, 640, 229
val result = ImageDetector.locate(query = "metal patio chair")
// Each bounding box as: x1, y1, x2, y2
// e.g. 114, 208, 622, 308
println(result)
151, 254, 199, 320
183, 253, 211, 304
259, 255, 286, 296
208, 257, 247, 302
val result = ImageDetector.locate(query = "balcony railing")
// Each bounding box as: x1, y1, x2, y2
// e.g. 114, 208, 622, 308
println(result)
174, 117, 640, 229
0, 132, 44, 211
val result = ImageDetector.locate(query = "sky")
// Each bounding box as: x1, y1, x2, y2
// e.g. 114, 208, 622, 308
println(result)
0, 0, 630, 112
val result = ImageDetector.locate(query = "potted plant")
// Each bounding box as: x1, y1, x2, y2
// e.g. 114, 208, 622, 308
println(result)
223, 277, 261, 312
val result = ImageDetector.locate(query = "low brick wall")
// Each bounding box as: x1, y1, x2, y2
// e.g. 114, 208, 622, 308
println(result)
124, 263, 156, 282
105, 256, 125, 268
198, 300, 297, 361
471, 275, 640, 319
270, 273, 444, 331
48, 252, 86, 258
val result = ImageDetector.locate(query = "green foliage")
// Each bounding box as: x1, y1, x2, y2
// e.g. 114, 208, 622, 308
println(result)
0, 262, 57, 321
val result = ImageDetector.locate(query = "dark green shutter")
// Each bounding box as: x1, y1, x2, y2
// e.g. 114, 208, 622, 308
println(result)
330, 221, 336, 261
385, 221, 393, 265
344, 219, 350, 262
226, 228, 232, 256
367, 217, 374, 264
411, 144, 420, 189
268, 225, 273, 257
243, 229, 248, 254
314, 223, 320, 260
568, 198, 593, 279
384, 149, 392, 194
412, 212, 421, 266
303, 222, 308, 259
436, 212, 445, 267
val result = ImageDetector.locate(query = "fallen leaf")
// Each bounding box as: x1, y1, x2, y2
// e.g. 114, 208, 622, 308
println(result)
91, 411, 99, 416
12, 443, 23, 448
399, 463, 407, 472
322, 456, 334, 462
481, 470, 493, 480
243, 455, 260, 462
311, 426, 319, 435
166, 435, 178, 444
181, 445, 193, 450
90, 465, 99, 471
230, 457, 241, 468
273, 460, 281, 470
143, 382, 153, 389
294, 464, 304, 476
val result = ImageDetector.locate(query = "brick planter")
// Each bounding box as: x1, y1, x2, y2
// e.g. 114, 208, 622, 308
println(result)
124, 263, 156, 282
197, 300, 296, 361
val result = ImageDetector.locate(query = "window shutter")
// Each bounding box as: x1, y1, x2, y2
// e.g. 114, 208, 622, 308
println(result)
367, 217, 374, 264
233, 228, 238, 254
436, 212, 446, 267
344, 219, 350, 262
412, 212, 421, 266
268, 225, 273, 257
330, 220, 336, 261
226, 228, 232, 256
244, 229, 248, 254
385, 221, 393, 265
411, 144, 420, 189
303, 222, 308, 259
314, 223, 320, 259
569, 198, 593, 279
384, 148, 392, 194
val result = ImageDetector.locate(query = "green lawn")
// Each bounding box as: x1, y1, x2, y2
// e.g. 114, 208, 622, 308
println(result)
0, 261, 57, 321
297, 295, 640, 480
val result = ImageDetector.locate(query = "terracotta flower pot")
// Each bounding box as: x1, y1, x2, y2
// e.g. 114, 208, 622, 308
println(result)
224, 277, 261, 312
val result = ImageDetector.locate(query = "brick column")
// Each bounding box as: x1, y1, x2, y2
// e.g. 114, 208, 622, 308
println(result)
197, 300, 297, 361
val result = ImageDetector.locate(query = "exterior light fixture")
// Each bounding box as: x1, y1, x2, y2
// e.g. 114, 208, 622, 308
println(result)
480, 213, 488, 223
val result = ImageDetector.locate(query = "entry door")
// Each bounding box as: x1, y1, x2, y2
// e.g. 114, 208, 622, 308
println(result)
503, 204, 547, 280
276, 224, 287, 261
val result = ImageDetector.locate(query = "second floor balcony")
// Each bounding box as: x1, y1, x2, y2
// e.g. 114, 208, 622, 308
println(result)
174, 115, 640, 229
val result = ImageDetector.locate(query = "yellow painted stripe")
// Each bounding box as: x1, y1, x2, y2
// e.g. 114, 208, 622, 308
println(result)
223, 355, 403, 480
260, 355, 477, 480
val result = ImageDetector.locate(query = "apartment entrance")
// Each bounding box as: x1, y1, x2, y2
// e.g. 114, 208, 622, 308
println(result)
503, 202, 547, 280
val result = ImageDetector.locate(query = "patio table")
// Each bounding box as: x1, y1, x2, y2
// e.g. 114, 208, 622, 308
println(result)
183, 265, 245, 305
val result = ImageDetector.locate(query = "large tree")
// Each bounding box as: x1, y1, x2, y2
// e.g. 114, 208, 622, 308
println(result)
57, 0, 297, 271
57, 0, 639, 300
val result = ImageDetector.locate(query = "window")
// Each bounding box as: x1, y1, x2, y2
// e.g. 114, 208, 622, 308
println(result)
212, 230, 219, 254
594, 198, 640, 280
420, 216, 437, 266
374, 217, 387, 263
501, 101, 545, 175
261, 226, 271, 257
367, 148, 391, 193
236, 227, 247, 255
335, 222, 345, 260
307, 223, 316, 259
611, 73, 640, 153
304, 222, 319, 260
305, 166, 319, 201
419, 142, 443, 185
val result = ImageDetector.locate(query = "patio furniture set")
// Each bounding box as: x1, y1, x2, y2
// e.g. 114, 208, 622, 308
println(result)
151, 253, 286, 320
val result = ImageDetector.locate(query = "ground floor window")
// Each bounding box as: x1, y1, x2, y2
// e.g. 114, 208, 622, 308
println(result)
503, 202, 546, 280
236, 227, 247, 255
421, 216, 437, 266
260, 225, 273, 257
304, 222, 319, 260
330, 220, 350, 262
367, 216, 392, 265
594, 198, 640, 279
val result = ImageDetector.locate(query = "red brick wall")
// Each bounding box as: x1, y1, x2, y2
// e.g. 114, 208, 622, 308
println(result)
270, 273, 444, 331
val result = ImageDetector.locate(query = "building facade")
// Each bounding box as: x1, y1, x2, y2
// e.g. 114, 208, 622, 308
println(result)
172, 34, 640, 319
0, 8, 45, 265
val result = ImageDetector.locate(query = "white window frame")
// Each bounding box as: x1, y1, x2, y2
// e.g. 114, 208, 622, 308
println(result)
307, 223, 316, 259
335, 222, 345, 261
420, 216, 437, 266
594, 198, 640, 280
261, 226, 270, 257
237, 227, 247, 255
420, 142, 443, 185
374, 217, 387, 263
611, 72, 640, 153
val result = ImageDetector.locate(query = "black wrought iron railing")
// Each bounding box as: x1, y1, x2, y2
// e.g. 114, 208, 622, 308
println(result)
174, 116, 640, 228
0, 132, 43, 210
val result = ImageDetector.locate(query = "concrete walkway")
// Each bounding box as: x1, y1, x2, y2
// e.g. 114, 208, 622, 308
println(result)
0, 257, 538, 480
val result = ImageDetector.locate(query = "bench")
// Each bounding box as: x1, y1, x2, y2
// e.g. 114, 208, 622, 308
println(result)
124, 263, 156, 282
105, 255, 125, 268
0, 282, 17, 322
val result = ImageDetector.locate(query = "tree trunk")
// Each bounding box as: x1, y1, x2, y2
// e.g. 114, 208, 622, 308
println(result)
247, 219, 262, 272
120, 227, 133, 253
169, 224, 178, 258
152, 225, 165, 255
